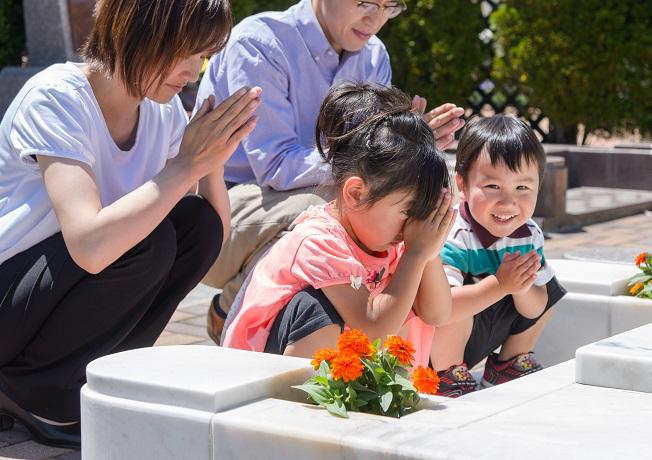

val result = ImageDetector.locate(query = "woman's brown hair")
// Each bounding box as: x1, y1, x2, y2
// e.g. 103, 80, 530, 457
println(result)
82, 0, 232, 97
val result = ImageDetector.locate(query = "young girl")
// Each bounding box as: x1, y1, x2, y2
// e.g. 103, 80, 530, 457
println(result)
0, 0, 259, 448
222, 83, 455, 367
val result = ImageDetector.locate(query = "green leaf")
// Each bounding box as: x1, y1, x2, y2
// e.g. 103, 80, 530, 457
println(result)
372, 338, 382, 351
641, 283, 652, 294
627, 274, 652, 286
394, 366, 410, 379
326, 399, 348, 418
353, 398, 369, 408
394, 374, 417, 392
331, 379, 346, 394
356, 391, 379, 403
362, 358, 380, 383
318, 360, 330, 378
350, 381, 372, 393
346, 385, 357, 401
293, 384, 331, 406
380, 390, 394, 412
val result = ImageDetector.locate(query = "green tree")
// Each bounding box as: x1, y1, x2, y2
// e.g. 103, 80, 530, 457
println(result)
231, 1, 294, 24
0, 0, 25, 69
491, 0, 652, 144
379, 0, 488, 107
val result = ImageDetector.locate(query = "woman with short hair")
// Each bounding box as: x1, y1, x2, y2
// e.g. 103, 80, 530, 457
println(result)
0, 0, 260, 448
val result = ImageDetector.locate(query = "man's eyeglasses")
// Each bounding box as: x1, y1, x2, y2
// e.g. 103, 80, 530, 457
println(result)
355, 1, 407, 19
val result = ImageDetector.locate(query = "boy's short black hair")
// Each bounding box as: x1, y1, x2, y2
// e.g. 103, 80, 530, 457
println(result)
455, 115, 546, 182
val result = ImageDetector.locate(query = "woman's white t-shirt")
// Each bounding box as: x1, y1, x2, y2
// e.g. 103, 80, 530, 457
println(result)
0, 62, 189, 265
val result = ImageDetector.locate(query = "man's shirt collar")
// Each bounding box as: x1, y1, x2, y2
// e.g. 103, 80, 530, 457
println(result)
293, 0, 340, 63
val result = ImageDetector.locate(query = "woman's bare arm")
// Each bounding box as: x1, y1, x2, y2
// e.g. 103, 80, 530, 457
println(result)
39, 87, 260, 273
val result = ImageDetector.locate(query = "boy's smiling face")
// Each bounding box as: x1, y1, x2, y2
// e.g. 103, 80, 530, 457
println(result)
456, 150, 540, 238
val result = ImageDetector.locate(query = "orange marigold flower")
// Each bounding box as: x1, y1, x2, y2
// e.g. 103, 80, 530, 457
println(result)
411, 366, 440, 395
635, 252, 648, 266
630, 282, 645, 296
311, 348, 338, 370
338, 329, 374, 358
331, 351, 364, 382
384, 335, 415, 365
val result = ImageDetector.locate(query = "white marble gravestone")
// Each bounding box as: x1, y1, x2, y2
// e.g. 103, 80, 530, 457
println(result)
81, 259, 652, 459
576, 322, 652, 393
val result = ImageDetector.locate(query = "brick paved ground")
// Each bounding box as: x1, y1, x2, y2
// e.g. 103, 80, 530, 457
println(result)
2, 211, 652, 459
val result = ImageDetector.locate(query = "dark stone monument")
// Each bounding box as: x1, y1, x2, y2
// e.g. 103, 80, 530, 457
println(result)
0, 0, 95, 117
534, 155, 568, 218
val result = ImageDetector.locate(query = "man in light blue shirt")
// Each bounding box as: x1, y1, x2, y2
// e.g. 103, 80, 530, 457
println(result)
196, 0, 465, 343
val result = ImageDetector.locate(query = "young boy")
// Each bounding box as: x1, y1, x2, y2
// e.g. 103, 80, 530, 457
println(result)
432, 115, 566, 397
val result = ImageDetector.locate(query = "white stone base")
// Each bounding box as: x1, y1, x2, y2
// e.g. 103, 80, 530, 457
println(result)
535, 259, 652, 366
81, 258, 652, 459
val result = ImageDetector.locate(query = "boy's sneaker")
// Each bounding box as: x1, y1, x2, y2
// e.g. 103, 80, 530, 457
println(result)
481, 352, 543, 388
435, 363, 478, 398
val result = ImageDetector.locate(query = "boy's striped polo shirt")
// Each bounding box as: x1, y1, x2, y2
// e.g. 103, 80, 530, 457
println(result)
441, 202, 554, 287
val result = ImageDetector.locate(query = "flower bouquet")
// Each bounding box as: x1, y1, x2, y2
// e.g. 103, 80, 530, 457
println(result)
628, 252, 652, 299
293, 329, 439, 418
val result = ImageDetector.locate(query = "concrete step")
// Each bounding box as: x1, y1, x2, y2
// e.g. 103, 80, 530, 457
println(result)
536, 186, 652, 232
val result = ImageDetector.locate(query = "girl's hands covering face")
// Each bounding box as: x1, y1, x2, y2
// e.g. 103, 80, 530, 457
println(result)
402, 189, 456, 260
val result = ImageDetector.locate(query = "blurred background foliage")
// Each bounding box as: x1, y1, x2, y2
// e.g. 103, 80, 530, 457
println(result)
2, 0, 651, 144
0, 0, 25, 68
491, 0, 652, 143
378, 0, 487, 110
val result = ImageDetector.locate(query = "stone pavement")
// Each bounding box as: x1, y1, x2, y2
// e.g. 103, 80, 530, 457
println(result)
2, 211, 652, 459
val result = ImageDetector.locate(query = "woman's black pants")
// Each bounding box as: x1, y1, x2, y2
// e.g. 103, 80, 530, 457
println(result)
0, 195, 222, 422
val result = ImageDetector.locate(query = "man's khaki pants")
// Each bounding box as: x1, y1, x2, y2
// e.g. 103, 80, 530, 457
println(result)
203, 182, 333, 313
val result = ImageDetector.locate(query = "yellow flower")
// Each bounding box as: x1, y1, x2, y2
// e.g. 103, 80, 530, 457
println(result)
630, 282, 644, 296
411, 366, 440, 395
311, 348, 338, 370
331, 351, 364, 382
384, 335, 415, 365
338, 329, 374, 358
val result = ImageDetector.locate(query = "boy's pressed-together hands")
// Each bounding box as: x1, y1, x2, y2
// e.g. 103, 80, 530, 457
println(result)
495, 250, 541, 296
444, 250, 548, 324
496, 250, 548, 319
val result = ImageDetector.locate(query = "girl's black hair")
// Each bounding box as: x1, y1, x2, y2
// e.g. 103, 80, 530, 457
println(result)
316, 83, 449, 220
455, 115, 546, 183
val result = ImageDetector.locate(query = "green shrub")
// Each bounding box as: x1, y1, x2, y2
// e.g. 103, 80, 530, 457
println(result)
378, 0, 488, 107
0, 0, 25, 69
231, 1, 488, 108
231, 1, 294, 24
491, 0, 652, 143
